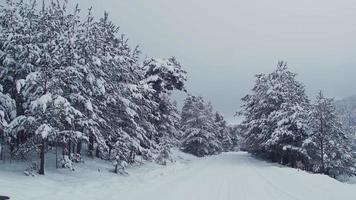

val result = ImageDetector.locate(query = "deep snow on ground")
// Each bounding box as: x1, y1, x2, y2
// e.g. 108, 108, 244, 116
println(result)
1, 151, 356, 200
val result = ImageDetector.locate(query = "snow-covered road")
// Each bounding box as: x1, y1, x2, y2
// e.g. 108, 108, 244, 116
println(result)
123, 152, 356, 200
1, 152, 356, 200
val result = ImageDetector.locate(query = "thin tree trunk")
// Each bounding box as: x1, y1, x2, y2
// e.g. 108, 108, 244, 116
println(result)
39, 138, 45, 175
95, 147, 100, 158
77, 140, 82, 155
55, 140, 58, 169
72, 142, 76, 154
9, 145, 12, 164
62, 143, 66, 157
2, 143, 6, 163
9, 140, 14, 164
68, 140, 71, 156
89, 135, 94, 157
320, 139, 325, 173
114, 163, 118, 174
280, 151, 284, 165
320, 115, 325, 174
0, 142, 3, 161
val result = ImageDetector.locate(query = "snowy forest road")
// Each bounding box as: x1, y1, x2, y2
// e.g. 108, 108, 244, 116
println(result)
2, 152, 356, 200
122, 152, 356, 200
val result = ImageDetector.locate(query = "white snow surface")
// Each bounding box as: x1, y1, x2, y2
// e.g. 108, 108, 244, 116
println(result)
1, 151, 356, 200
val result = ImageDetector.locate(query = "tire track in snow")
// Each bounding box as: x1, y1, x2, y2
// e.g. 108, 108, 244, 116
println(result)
245, 156, 301, 200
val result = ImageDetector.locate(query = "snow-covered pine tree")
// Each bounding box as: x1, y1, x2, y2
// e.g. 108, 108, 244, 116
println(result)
181, 95, 222, 157
0, 84, 16, 160
0, 0, 41, 154
79, 11, 166, 167
74, 7, 110, 158
239, 61, 310, 167
92, 12, 150, 162
214, 112, 233, 152
19, 1, 88, 174
0, 84, 16, 132
50, 3, 104, 159
142, 57, 187, 164
304, 91, 355, 177
228, 124, 241, 150
0, 0, 88, 174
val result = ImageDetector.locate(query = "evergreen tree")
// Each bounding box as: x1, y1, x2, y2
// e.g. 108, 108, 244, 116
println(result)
0, 83, 16, 160
239, 61, 310, 167
214, 112, 233, 151
4, 1, 88, 174
181, 95, 222, 157
0, 84, 16, 131
142, 57, 187, 164
228, 124, 241, 150
305, 91, 355, 177
143, 58, 187, 142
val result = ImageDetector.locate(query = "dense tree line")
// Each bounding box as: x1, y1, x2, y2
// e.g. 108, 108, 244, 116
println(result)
180, 95, 236, 157
0, 0, 193, 175
0, 0, 237, 176
239, 61, 355, 178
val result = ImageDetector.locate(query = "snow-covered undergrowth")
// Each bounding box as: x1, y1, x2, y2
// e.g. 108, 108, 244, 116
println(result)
1, 151, 356, 200
0, 149, 195, 200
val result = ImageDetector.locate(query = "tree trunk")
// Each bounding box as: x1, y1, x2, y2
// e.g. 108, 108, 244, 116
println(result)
0, 136, 3, 161
55, 140, 58, 169
280, 151, 284, 165
72, 142, 76, 154
89, 135, 94, 157
77, 140, 82, 155
108, 146, 112, 159
0, 144, 2, 161
68, 140, 72, 156
320, 116, 325, 174
114, 164, 118, 174
39, 139, 45, 175
319, 110, 325, 174
320, 140, 325, 174
95, 147, 100, 158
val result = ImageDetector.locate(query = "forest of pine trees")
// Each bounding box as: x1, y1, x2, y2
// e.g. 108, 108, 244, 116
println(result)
0, 0, 236, 175
239, 61, 355, 178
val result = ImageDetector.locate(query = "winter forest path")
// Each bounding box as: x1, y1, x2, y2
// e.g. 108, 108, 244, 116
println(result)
122, 152, 356, 200
1, 152, 356, 200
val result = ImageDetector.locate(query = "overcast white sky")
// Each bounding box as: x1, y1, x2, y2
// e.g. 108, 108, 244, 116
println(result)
65, 0, 355, 123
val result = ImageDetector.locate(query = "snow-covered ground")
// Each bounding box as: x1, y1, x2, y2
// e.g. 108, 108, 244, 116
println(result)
1, 151, 356, 200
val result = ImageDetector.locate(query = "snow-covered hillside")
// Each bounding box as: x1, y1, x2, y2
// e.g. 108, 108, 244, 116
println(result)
1, 151, 356, 200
